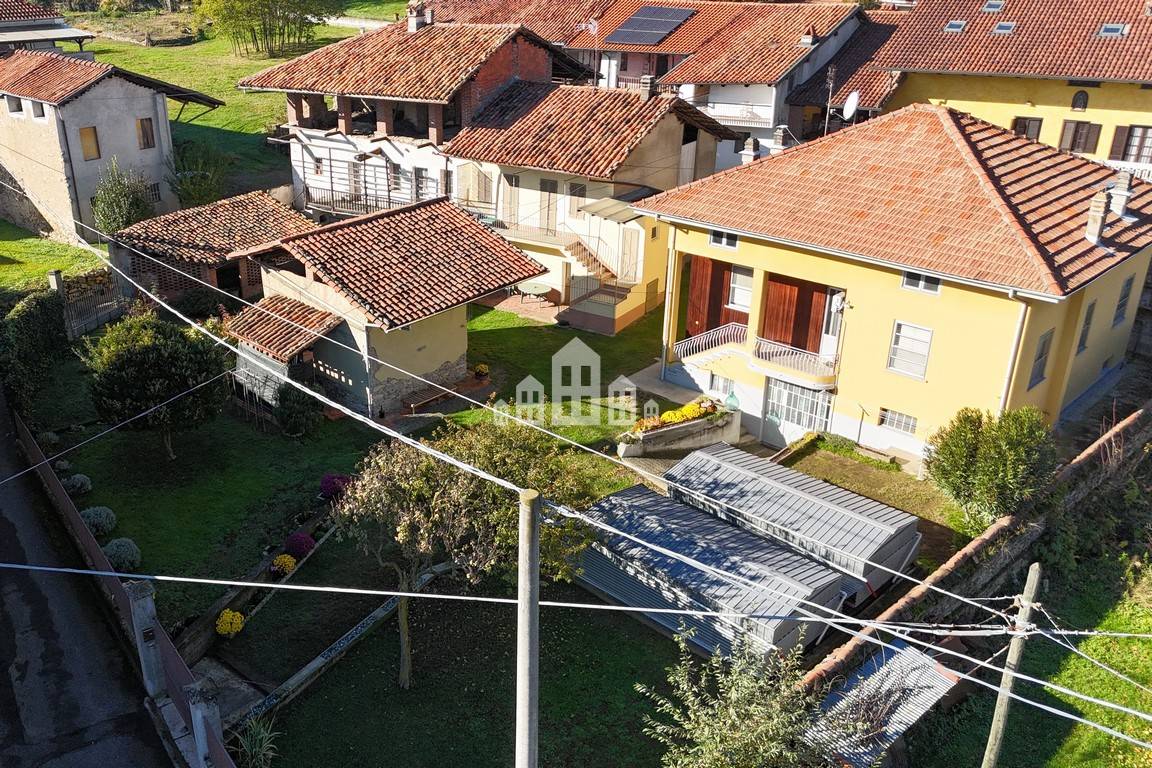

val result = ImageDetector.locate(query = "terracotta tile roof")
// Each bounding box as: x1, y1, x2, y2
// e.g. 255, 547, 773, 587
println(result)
873, 0, 1152, 83
789, 11, 905, 110
659, 2, 857, 85
253, 198, 546, 328
0, 49, 222, 106
446, 81, 736, 179
430, 0, 612, 43
227, 295, 344, 363
0, 0, 57, 21
114, 192, 317, 266
567, 0, 749, 54
238, 23, 583, 102
637, 104, 1152, 297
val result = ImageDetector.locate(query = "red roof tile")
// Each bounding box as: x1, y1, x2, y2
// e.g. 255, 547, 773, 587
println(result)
789, 11, 905, 110
253, 198, 546, 328
430, 0, 612, 43
873, 0, 1152, 83
0, 0, 57, 22
659, 2, 857, 85
115, 192, 317, 266
446, 81, 735, 179
0, 49, 222, 106
227, 295, 344, 363
638, 104, 1152, 297
238, 23, 580, 102
568, 0, 749, 54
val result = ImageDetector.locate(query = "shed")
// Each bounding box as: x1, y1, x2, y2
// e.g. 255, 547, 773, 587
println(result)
664, 443, 921, 602
576, 485, 845, 654
806, 639, 958, 767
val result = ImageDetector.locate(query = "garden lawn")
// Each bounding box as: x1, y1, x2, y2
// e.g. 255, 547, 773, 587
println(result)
0, 221, 100, 314
780, 438, 968, 569
343, 0, 407, 20
274, 580, 676, 768
908, 557, 1152, 768
76, 27, 355, 190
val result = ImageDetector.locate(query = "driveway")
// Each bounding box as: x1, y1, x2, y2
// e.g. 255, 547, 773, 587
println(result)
0, 394, 171, 768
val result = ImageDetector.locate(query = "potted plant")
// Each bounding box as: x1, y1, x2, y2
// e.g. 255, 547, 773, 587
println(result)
474, 363, 490, 380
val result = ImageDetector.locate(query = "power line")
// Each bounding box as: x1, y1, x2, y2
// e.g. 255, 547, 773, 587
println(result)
1036, 605, 1152, 699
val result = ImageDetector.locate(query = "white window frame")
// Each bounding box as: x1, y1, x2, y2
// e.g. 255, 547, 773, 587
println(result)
6, 95, 23, 116
1113, 275, 1135, 326
709, 230, 738, 249
1099, 23, 1129, 37
708, 372, 734, 396
887, 321, 933, 379
726, 266, 753, 311
991, 21, 1017, 34
30, 100, 45, 119
766, 378, 832, 432
981, 0, 1004, 11
943, 20, 967, 32
901, 271, 941, 294
1028, 328, 1054, 389
879, 408, 918, 435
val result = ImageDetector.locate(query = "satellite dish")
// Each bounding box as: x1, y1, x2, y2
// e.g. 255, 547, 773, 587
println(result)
843, 90, 860, 121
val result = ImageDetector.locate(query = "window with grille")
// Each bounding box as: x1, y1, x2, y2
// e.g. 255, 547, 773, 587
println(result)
1011, 116, 1042, 141
709, 373, 734, 396
1113, 275, 1135, 326
887, 322, 932, 378
1119, 126, 1152, 164
312, 157, 324, 176
766, 379, 831, 431
136, 117, 155, 150
709, 230, 738, 248
388, 161, 401, 192
1029, 329, 1054, 389
145, 182, 161, 202
726, 266, 753, 310
414, 168, 428, 200
1077, 300, 1095, 353
901, 271, 941, 294
879, 408, 918, 435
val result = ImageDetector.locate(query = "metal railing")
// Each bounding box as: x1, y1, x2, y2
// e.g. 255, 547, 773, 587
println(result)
753, 337, 838, 379
615, 75, 681, 94
295, 155, 442, 216
688, 98, 777, 128
674, 322, 748, 359
1102, 158, 1152, 181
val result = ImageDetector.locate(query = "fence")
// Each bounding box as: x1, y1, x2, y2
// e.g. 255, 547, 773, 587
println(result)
47, 268, 130, 339
13, 410, 235, 768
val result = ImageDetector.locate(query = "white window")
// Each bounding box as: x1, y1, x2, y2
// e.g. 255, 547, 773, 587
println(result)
727, 266, 753, 310
887, 322, 932, 379
1099, 23, 1128, 37
1029, 328, 1053, 389
312, 157, 324, 176
709, 230, 738, 248
709, 373, 734, 396
992, 21, 1017, 34
766, 379, 831, 431
568, 182, 587, 219
6, 95, 22, 115
943, 20, 967, 32
1113, 275, 1134, 326
879, 408, 918, 435
414, 167, 428, 200
901, 271, 941, 294
981, 0, 1004, 11
1077, 300, 1095, 354
145, 182, 161, 203
30, 100, 44, 119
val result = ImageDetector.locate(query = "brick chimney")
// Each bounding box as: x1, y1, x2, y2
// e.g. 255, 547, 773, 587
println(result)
1085, 189, 1109, 244
740, 137, 761, 164
1110, 171, 1132, 218
407, 0, 427, 32
800, 23, 818, 47
639, 74, 658, 100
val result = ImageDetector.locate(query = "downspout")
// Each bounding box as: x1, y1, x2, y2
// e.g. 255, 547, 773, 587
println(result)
54, 109, 85, 240
362, 323, 376, 418
659, 221, 677, 380
999, 291, 1029, 414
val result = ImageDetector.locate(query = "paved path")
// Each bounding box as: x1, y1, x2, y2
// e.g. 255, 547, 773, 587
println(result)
0, 394, 171, 768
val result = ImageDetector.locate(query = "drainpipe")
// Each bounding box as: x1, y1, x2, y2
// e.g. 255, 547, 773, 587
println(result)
659, 222, 678, 380
362, 324, 376, 418
999, 291, 1029, 414
55, 110, 85, 239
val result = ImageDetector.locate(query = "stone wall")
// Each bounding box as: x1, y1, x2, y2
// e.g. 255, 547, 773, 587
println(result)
372, 353, 467, 415
61, 267, 118, 301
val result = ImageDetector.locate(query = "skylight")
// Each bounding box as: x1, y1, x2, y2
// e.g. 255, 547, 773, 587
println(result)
943, 19, 967, 32
982, 0, 1005, 11
992, 20, 1017, 34
1099, 22, 1129, 37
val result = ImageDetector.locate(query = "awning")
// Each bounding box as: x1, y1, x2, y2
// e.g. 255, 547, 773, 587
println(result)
579, 197, 644, 223
0, 27, 94, 44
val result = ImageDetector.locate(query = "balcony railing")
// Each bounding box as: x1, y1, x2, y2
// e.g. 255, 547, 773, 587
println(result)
752, 337, 838, 380
615, 75, 681, 94
1103, 158, 1152, 181
688, 98, 777, 128
674, 322, 838, 387
674, 322, 748, 359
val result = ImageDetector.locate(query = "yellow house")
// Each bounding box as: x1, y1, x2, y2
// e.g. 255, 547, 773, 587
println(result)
636, 104, 1152, 457
875, 0, 1152, 179
226, 198, 545, 416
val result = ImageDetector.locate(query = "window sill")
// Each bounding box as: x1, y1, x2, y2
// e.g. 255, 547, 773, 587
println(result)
724, 304, 750, 313
1027, 377, 1046, 391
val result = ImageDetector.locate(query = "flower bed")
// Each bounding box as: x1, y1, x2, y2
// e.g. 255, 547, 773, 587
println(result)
617, 396, 740, 457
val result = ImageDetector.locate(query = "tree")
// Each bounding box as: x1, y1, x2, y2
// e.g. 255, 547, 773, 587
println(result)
165, 140, 230, 208
637, 635, 834, 768
925, 406, 1058, 534
84, 307, 230, 459
0, 290, 67, 411
91, 158, 155, 234
197, 0, 347, 57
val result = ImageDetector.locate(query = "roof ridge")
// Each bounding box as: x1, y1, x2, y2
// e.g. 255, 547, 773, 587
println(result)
933, 107, 1063, 295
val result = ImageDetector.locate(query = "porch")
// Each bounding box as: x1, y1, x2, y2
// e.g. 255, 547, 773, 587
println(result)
292, 148, 446, 217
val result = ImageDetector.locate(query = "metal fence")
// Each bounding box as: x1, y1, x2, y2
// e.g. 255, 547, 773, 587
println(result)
55, 268, 131, 339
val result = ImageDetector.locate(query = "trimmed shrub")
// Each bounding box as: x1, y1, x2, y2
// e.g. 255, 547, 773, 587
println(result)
102, 538, 141, 572
61, 473, 92, 496
284, 531, 316, 559
53, 459, 71, 474
80, 506, 117, 537
275, 382, 323, 437
319, 472, 350, 500
1, 291, 67, 410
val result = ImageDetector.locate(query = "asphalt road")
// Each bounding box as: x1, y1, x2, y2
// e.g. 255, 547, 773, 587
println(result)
0, 394, 171, 768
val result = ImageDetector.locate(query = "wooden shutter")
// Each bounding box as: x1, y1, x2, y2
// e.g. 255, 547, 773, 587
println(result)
1024, 118, 1042, 141
1083, 123, 1102, 154
761, 276, 826, 352
1058, 121, 1077, 152
761, 276, 799, 345
79, 126, 100, 161
1011, 117, 1027, 136
685, 256, 714, 336
803, 285, 827, 352
1109, 126, 1131, 161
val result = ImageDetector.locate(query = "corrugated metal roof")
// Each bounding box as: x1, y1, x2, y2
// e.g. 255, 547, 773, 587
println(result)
664, 443, 920, 586
807, 639, 957, 767
581, 485, 843, 648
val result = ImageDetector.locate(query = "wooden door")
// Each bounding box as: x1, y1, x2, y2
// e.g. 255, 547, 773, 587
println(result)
540, 179, 558, 234
685, 256, 714, 336
760, 275, 826, 352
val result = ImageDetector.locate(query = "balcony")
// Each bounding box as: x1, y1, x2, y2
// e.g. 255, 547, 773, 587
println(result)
688, 98, 777, 128
1103, 158, 1152, 181
674, 322, 838, 390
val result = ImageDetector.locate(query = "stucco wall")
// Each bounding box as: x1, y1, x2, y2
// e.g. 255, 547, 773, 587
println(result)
614, 111, 689, 190
0, 94, 71, 235
368, 305, 468, 414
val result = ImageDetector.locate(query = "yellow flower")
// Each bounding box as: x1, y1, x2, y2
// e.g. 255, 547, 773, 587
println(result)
272, 553, 297, 575
215, 609, 245, 638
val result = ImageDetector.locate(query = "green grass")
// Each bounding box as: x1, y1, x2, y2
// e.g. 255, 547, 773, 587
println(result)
75, 26, 355, 190
342, 0, 407, 20
908, 557, 1152, 768
273, 580, 676, 768
0, 221, 100, 314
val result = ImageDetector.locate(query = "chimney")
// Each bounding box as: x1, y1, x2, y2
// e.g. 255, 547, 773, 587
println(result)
639, 74, 658, 100
800, 23, 818, 47
740, 137, 761, 164
407, 0, 427, 32
1085, 189, 1109, 244
1110, 171, 1132, 218
425, 7, 434, 25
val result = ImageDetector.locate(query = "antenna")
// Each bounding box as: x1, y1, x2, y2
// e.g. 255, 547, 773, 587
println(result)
843, 90, 860, 121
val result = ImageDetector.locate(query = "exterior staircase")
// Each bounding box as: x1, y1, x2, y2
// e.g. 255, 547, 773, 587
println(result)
564, 236, 616, 282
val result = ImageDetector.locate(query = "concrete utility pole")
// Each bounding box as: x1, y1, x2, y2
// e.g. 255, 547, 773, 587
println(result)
515, 489, 542, 768
981, 561, 1043, 768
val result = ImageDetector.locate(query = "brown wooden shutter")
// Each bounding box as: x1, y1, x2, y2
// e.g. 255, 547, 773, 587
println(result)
761, 276, 799, 345
1084, 123, 1102, 153
1025, 118, 1042, 141
1058, 121, 1076, 152
685, 255, 713, 336
804, 285, 827, 352
1011, 117, 1027, 136
1109, 126, 1131, 161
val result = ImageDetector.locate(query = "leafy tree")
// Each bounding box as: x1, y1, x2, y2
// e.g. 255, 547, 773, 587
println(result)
0, 290, 67, 411
165, 140, 229, 208
92, 158, 155, 234
197, 0, 347, 56
925, 406, 1058, 534
84, 307, 230, 459
638, 635, 834, 768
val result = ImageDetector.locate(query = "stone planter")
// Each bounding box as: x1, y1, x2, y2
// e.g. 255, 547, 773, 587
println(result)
617, 410, 741, 457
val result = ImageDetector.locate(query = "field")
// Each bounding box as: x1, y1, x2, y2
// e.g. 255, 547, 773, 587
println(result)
0, 221, 100, 314
343, 0, 407, 20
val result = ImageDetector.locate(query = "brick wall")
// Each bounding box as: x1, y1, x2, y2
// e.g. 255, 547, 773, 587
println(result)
129, 252, 212, 297
464, 35, 554, 120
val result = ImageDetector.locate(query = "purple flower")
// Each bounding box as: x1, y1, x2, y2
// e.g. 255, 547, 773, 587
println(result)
285, 532, 316, 559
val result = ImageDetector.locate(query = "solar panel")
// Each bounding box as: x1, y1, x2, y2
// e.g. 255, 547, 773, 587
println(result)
604, 5, 697, 46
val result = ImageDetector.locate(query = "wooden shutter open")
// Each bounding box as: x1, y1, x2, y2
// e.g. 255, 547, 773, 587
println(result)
685, 255, 714, 336
1084, 123, 1102, 154
1058, 121, 1076, 152
1109, 126, 1131, 161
